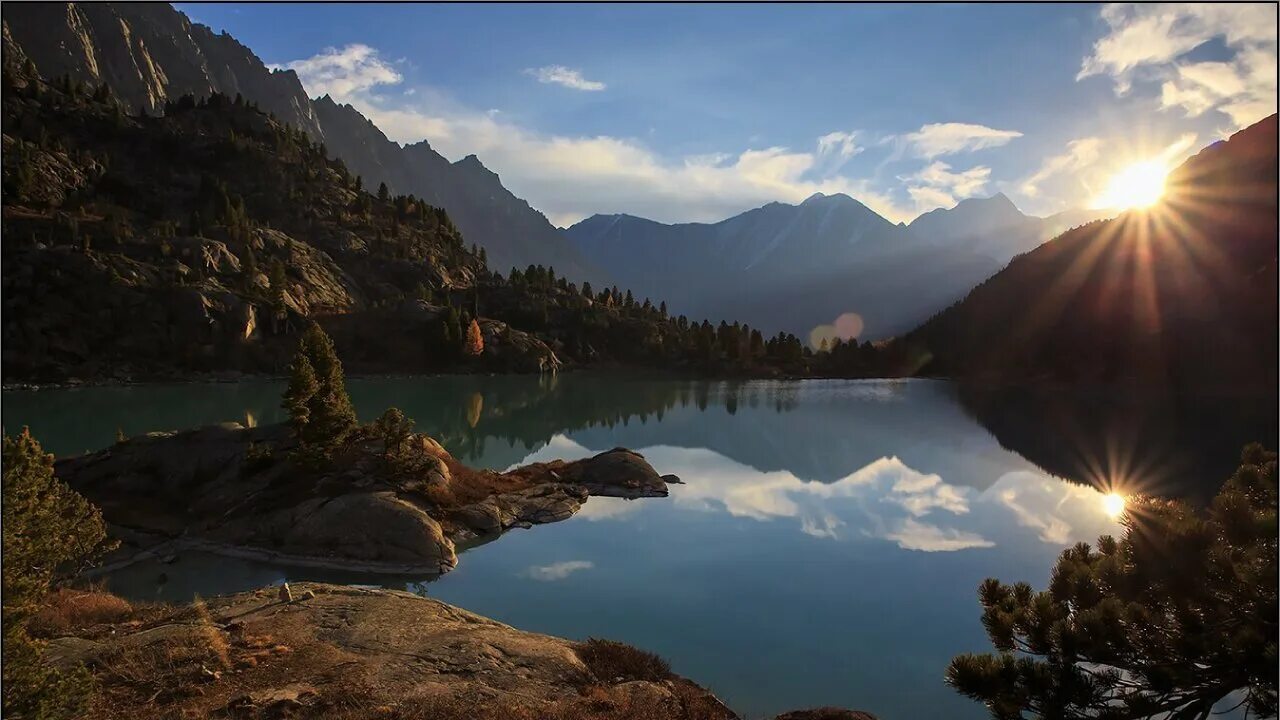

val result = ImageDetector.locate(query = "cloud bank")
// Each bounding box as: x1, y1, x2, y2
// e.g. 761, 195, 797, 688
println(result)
1079, 3, 1277, 129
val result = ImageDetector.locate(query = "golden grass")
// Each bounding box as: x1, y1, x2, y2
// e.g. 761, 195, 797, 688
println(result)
28, 587, 133, 637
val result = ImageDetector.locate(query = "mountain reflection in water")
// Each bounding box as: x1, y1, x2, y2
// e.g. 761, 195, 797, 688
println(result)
3, 373, 1272, 720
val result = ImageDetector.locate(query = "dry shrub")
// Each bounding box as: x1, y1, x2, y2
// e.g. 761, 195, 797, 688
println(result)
92, 627, 228, 711
28, 587, 133, 637
576, 638, 672, 684
191, 596, 229, 670
419, 482, 457, 508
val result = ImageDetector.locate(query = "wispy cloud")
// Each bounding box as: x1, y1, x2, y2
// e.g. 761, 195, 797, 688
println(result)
884, 518, 994, 552
1079, 3, 1277, 129
902, 122, 1023, 158
902, 161, 992, 211
1018, 137, 1103, 199
817, 131, 863, 160
272, 45, 1055, 224
523, 560, 595, 581
524, 65, 607, 91
269, 44, 402, 101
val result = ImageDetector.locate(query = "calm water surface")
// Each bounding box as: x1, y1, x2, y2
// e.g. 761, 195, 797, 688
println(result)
4, 374, 1263, 719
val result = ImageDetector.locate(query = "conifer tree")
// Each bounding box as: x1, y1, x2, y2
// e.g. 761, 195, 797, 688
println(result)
282, 352, 318, 433
948, 444, 1278, 719
282, 324, 357, 453
3, 428, 108, 720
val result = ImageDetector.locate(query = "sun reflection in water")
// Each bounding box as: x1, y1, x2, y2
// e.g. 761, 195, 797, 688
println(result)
1101, 492, 1127, 519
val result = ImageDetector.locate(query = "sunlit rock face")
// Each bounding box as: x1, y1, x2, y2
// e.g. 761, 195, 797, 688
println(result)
3, 3, 323, 135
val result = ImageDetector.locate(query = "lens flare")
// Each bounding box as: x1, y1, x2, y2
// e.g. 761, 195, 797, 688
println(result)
1101, 493, 1126, 519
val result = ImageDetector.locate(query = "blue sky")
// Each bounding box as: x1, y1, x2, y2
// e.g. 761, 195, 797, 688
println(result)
177, 3, 1277, 226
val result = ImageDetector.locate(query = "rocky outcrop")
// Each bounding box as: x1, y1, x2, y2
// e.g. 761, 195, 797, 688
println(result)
479, 318, 562, 374
43, 582, 877, 719
43, 583, 743, 719
55, 423, 676, 574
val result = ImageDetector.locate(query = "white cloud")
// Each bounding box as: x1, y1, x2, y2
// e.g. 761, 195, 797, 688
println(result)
801, 512, 845, 540
523, 560, 595, 581
983, 471, 1122, 545
901, 161, 992, 212
272, 44, 932, 225
902, 122, 1023, 158
884, 518, 994, 552
270, 44, 402, 101
817, 131, 864, 160
1079, 3, 1277, 129
524, 65, 606, 91
1018, 137, 1103, 199
350, 99, 915, 224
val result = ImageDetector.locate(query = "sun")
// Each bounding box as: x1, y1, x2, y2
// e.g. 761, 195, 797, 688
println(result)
1101, 493, 1127, 519
1093, 160, 1169, 210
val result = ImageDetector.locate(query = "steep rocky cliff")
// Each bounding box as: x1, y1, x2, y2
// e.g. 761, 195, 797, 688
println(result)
2, 3, 600, 282
3, 3, 321, 135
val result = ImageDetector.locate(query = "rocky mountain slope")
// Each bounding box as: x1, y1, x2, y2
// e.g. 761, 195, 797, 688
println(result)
1, 56, 827, 382
2, 2, 600, 282
906, 193, 1111, 267
900, 114, 1279, 390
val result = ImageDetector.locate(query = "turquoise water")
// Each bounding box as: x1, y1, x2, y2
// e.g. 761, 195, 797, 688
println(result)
3, 374, 1263, 719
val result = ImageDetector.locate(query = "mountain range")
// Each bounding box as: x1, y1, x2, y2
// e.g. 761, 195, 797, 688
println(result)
4, 1, 1118, 343
567, 193, 1111, 339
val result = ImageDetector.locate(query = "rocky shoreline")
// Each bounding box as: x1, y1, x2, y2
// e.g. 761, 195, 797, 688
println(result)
57, 422, 677, 576
41, 581, 876, 720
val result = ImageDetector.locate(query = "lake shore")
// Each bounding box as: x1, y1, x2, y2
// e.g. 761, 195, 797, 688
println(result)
41, 581, 877, 720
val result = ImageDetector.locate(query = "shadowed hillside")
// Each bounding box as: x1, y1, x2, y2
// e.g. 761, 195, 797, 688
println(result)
899, 115, 1278, 392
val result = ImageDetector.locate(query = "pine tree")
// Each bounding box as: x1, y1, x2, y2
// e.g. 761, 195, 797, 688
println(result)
947, 444, 1279, 719
282, 352, 318, 433
282, 324, 357, 454
377, 181, 389, 203
3, 428, 108, 720
372, 407, 414, 463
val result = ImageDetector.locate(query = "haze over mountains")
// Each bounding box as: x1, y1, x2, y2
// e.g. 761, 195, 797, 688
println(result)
568, 193, 1111, 339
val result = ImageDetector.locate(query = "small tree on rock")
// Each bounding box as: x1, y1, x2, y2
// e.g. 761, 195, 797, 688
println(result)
464, 318, 484, 357
282, 324, 357, 456
373, 407, 415, 463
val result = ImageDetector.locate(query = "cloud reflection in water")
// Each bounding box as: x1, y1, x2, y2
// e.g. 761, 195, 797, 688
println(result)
517, 434, 1123, 553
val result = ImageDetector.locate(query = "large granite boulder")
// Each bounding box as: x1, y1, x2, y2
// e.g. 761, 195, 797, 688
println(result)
480, 319, 562, 374
217, 491, 458, 571
568, 448, 676, 497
